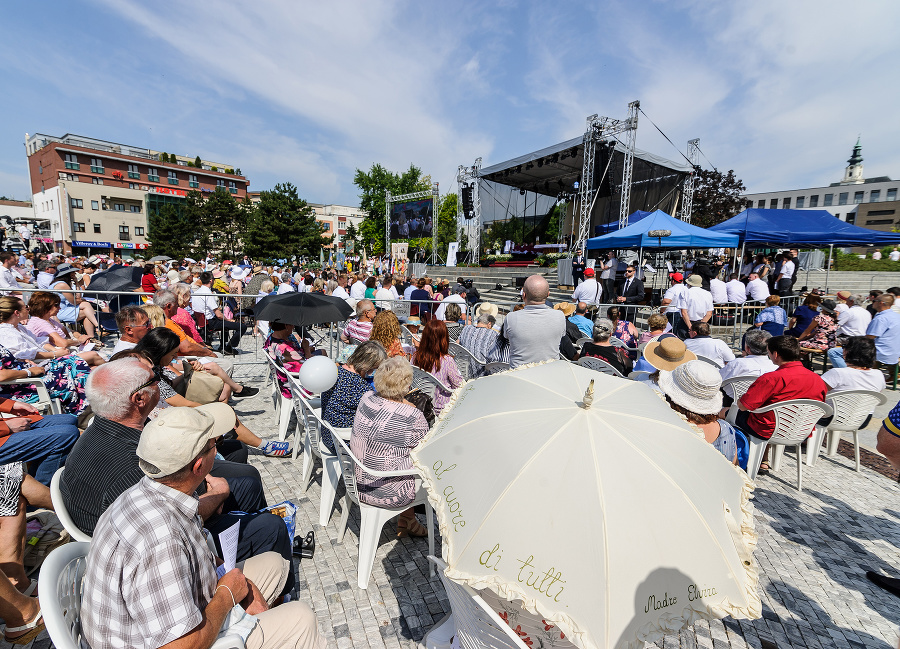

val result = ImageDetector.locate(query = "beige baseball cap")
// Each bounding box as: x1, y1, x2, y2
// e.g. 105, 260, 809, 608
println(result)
137, 403, 236, 478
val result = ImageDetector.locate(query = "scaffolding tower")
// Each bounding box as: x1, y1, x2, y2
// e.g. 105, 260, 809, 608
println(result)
678, 138, 700, 223
456, 157, 482, 265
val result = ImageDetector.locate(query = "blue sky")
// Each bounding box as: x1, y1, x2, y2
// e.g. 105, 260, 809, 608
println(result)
1, 1, 898, 206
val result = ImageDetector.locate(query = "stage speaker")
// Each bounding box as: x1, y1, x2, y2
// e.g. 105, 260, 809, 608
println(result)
461, 185, 475, 219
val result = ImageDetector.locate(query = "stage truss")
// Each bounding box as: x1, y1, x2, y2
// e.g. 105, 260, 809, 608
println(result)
678, 138, 700, 223
456, 157, 482, 265
385, 184, 440, 265
574, 100, 640, 254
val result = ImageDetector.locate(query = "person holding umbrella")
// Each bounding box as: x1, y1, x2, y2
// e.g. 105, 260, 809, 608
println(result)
50, 263, 100, 339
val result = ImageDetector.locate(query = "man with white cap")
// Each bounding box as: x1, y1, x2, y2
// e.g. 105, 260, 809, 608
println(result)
82, 402, 325, 649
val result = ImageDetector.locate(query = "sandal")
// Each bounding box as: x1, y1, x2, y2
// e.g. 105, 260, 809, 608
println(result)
4, 609, 44, 645
757, 461, 771, 475
258, 440, 291, 457
397, 514, 428, 538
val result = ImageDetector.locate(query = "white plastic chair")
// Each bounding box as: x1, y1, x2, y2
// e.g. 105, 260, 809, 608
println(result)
694, 354, 723, 368
807, 389, 886, 471
721, 375, 761, 422
484, 361, 510, 375
49, 468, 92, 543
448, 342, 483, 380
39, 543, 244, 649
265, 352, 294, 441
575, 336, 593, 348
423, 556, 528, 649
744, 399, 833, 490
628, 370, 651, 381
0, 377, 61, 414
330, 428, 435, 589
411, 365, 453, 400
577, 355, 625, 378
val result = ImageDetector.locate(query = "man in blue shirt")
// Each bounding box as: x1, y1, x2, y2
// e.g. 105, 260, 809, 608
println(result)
569, 302, 593, 338
866, 293, 900, 365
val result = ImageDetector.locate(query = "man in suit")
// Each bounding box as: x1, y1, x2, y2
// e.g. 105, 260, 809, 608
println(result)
616, 265, 645, 304
571, 249, 586, 287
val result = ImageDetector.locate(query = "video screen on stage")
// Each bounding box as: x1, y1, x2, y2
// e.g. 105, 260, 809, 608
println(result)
389, 198, 433, 240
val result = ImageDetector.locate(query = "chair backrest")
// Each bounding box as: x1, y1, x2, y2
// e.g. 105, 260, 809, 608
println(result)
427, 556, 528, 649
484, 362, 510, 375
399, 326, 412, 345
824, 389, 887, 432
721, 375, 759, 403
330, 426, 362, 508
411, 365, 452, 397
754, 399, 833, 444
575, 337, 592, 348
609, 336, 628, 350
38, 542, 91, 649
448, 342, 482, 380
628, 370, 651, 381
286, 374, 329, 457
577, 355, 624, 378
695, 354, 722, 368
49, 468, 92, 543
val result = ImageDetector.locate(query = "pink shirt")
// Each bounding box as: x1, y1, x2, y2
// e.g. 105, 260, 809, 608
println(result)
26, 316, 67, 342
171, 308, 204, 344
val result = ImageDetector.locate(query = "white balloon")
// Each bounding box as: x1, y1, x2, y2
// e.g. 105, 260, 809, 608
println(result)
298, 355, 339, 394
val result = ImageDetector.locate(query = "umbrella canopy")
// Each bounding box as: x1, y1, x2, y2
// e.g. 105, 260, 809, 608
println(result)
411, 361, 760, 649
708, 208, 900, 247
586, 210, 739, 250
148, 255, 173, 262
86, 266, 143, 295
251, 292, 353, 327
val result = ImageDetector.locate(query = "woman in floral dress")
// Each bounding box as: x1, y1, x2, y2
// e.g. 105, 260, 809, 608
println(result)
798, 299, 838, 352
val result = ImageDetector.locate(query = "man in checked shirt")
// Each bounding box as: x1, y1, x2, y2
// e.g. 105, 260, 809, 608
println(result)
81, 406, 325, 649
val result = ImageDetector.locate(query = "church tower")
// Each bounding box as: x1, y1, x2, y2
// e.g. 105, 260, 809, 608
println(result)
841, 137, 864, 184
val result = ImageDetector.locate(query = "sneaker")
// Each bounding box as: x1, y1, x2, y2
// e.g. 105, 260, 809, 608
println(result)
258, 440, 291, 457
233, 385, 259, 398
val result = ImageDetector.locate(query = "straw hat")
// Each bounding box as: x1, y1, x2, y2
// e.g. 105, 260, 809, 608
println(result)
658, 360, 723, 415
554, 301, 576, 317
642, 337, 697, 371
836, 290, 851, 301
476, 302, 499, 318
686, 274, 702, 287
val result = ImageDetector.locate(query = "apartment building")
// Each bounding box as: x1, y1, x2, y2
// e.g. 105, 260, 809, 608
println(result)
26, 133, 249, 256
742, 139, 900, 234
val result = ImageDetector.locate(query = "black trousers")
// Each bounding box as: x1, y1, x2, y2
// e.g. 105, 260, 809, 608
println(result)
572, 270, 584, 286
207, 317, 248, 348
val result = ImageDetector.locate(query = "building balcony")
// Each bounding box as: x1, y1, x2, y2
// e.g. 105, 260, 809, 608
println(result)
128, 172, 140, 179
229, 188, 237, 194
65, 162, 80, 170
90, 166, 104, 174
148, 175, 159, 183
189, 181, 199, 188
168, 178, 179, 185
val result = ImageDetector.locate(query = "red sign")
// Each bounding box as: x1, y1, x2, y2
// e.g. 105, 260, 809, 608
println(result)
149, 187, 187, 198
114, 243, 150, 249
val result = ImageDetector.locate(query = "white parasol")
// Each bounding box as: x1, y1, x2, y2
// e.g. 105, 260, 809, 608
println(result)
411, 361, 760, 649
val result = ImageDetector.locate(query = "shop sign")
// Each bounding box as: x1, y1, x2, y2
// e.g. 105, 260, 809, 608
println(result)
148, 187, 187, 198
71, 240, 110, 247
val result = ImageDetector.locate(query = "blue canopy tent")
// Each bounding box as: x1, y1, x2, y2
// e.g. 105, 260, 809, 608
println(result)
586, 210, 739, 250
708, 208, 900, 247
709, 208, 900, 290
593, 210, 652, 236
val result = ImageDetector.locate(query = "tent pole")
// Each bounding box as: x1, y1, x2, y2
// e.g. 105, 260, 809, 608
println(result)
738, 241, 745, 277
825, 244, 833, 293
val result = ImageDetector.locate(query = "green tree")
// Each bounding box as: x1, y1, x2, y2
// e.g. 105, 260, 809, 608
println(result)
196, 188, 246, 259
147, 204, 198, 259
690, 168, 750, 229
194, 156, 202, 167
243, 183, 331, 262
353, 163, 431, 254
437, 193, 458, 251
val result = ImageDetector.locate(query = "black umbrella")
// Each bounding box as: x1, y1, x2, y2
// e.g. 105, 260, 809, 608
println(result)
251, 292, 353, 327
85, 266, 144, 299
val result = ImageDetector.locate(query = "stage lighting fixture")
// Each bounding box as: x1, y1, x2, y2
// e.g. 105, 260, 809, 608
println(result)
461, 185, 475, 219
543, 181, 550, 191
569, 147, 579, 158
551, 153, 559, 164
537, 159, 543, 168
516, 166, 522, 173
519, 189, 526, 195
525, 163, 534, 170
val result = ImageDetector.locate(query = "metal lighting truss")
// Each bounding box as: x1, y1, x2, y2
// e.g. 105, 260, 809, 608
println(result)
385, 183, 441, 264
573, 100, 639, 254
456, 157, 482, 265
678, 138, 700, 222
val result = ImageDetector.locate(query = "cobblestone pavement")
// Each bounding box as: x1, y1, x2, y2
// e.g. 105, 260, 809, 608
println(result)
5, 337, 899, 649
223, 345, 900, 649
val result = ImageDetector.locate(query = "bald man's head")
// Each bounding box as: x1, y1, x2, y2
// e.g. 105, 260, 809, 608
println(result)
523, 274, 550, 305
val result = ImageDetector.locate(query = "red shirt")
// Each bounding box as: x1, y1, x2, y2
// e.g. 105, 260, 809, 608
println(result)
141, 274, 158, 293
739, 361, 827, 439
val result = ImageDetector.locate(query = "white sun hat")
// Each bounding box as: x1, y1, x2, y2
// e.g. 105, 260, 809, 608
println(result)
658, 359, 724, 415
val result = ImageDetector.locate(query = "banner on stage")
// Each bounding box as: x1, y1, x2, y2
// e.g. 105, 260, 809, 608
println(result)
389, 198, 433, 240
391, 243, 409, 275
446, 241, 459, 267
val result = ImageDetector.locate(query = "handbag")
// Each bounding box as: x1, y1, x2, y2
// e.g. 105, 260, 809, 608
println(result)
405, 389, 435, 427
178, 360, 225, 404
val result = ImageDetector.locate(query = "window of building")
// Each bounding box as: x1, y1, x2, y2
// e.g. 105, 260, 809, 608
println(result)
809, 194, 819, 207
189, 174, 199, 188
167, 170, 179, 185
853, 191, 864, 204
119, 225, 130, 241
870, 189, 881, 203
795, 196, 805, 208
64, 153, 79, 170
92, 177, 103, 185
757, 200, 765, 208
93, 223, 101, 233
90, 158, 104, 173
130, 205, 141, 213
216, 178, 226, 188
228, 181, 237, 194
838, 192, 848, 205
321, 222, 331, 231
128, 164, 140, 179
782, 197, 791, 209
867, 209, 896, 217
148, 168, 159, 183
74, 222, 86, 232
887, 188, 897, 201
128, 183, 138, 190
91, 200, 99, 210
135, 226, 145, 236
846, 213, 855, 224
866, 218, 894, 225
824, 193, 833, 206
769, 198, 778, 209
114, 203, 125, 211
70, 198, 83, 209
